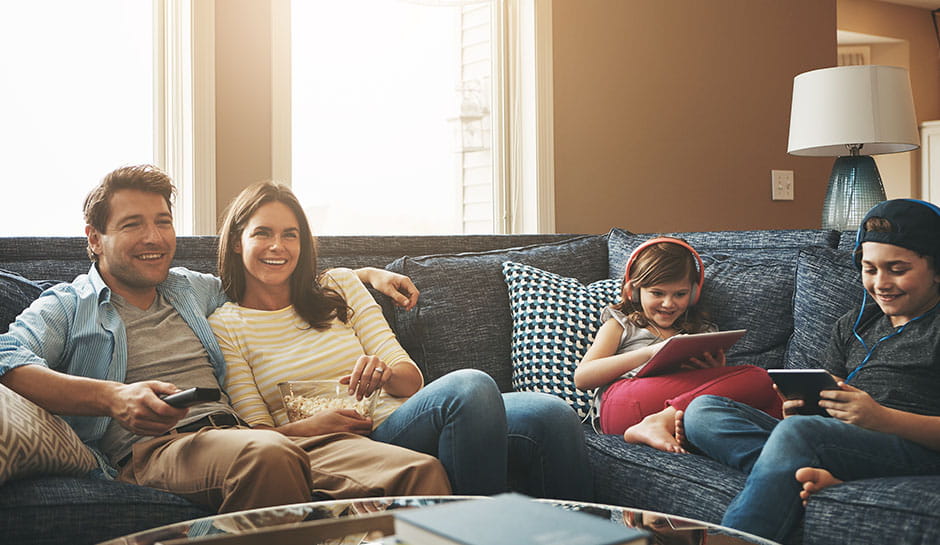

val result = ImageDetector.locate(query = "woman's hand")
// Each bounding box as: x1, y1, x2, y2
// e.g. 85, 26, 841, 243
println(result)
290, 409, 373, 436
355, 268, 419, 310
341, 355, 391, 400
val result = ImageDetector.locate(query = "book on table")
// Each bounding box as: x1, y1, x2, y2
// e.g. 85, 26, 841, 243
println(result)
393, 493, 651, 545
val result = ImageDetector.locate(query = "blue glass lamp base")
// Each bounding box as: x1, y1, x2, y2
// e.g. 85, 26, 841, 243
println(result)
821, 155, 886, 231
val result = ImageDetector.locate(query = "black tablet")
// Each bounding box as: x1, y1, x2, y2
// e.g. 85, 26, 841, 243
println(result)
768, 369, 839, 417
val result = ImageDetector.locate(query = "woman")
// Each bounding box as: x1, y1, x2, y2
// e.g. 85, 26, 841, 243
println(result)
209, 181, 593, 499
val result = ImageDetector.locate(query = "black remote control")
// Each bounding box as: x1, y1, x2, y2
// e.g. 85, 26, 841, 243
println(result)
160, 387, 221, 408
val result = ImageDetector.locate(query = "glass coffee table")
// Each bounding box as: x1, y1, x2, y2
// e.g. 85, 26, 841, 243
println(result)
99, 496, 778, 545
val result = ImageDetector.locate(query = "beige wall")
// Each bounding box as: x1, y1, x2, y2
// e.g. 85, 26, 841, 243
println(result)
214, 0, 273, 227
211, 1, 937, 235
551, 0, 837, 234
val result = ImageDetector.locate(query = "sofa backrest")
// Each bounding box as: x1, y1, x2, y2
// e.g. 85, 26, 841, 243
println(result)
0, 235, 582, 282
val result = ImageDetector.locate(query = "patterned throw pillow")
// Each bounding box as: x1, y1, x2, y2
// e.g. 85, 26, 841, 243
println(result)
502, 261, 621, 417
0, 384, 96, 485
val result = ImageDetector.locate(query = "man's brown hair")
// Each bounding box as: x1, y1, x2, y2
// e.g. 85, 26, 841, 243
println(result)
83, 165, 175, 261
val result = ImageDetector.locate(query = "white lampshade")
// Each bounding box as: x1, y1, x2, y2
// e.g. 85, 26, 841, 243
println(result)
787, 65, 919, 157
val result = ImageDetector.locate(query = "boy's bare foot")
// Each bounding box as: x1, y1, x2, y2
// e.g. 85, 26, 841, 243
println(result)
795, 467, 843, 506
623, 408, 688, 454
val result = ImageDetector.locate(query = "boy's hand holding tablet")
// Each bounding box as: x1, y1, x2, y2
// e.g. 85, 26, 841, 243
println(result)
768, 369, 840, 417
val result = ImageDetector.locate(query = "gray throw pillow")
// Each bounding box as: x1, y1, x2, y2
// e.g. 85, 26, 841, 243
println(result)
785, 246, 862, 369
385, 235, 609, 391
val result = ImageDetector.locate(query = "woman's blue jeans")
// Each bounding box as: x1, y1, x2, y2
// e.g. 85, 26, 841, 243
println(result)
371, 369, 593, 500
683, 395, 940, 543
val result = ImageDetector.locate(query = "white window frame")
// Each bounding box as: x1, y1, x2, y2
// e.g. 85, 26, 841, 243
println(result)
154, 0, 217, 235
271, 0, 554, 234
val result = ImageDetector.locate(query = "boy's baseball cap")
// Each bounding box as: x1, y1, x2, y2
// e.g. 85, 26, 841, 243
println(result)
856, 199, 940, 265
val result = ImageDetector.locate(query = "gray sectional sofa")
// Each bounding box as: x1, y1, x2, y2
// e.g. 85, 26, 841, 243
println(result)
1, 230, 938, 545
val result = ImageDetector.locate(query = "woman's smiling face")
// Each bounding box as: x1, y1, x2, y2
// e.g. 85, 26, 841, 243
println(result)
237, 200, 302, 297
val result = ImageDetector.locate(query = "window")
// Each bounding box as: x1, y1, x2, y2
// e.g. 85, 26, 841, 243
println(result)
0, 0, 215, 236
287, 0, 555, 235
0, 1, 154, 236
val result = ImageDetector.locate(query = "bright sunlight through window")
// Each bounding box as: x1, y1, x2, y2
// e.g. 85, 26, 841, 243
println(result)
291, 0, 493, 235
0, 1, 153, 236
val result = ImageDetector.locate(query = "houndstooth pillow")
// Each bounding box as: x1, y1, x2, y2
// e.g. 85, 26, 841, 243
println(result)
0, 383, 96, 485
502, 261, 621, 417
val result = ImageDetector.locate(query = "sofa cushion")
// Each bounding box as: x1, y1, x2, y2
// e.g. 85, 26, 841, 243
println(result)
585, 430, 744, 525
0, 269, 43, 332
804, 476, 940, 545
502, 261, 621, 417
385, 235, 609, 391
0, 384, 97, 486
785, 246, 862, 370
0, 475, 210, 545
697, 255, 796, 369
607, 228, 841, 280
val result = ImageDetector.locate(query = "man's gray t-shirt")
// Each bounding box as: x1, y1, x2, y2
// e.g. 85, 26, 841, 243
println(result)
822, 303, 940, 417
100, 292, 234, 465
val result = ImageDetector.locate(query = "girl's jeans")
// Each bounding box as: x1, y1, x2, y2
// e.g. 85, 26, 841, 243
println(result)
683, 395, 940, 543
371, 368, 593, 500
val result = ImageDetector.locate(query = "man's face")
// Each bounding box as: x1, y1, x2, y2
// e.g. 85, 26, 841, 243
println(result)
860, 241, 940, 327
86, 189, 176, 302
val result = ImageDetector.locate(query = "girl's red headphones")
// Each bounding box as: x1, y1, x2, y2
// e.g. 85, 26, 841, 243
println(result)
623, 237, 705, 305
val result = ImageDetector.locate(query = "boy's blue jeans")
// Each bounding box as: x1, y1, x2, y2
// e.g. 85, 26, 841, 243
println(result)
371, 369, 593, 500
684, 395, 940, 543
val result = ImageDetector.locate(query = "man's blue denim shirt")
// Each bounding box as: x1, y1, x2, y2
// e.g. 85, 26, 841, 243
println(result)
0, 264, 228, 464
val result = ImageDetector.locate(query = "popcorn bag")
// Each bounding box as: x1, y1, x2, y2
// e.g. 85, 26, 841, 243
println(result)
278, 380, 380, 422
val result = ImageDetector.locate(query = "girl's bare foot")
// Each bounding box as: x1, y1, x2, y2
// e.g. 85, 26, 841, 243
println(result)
795, 467, 843, 506
674, 409, 689, 449
623, 407, 688, 453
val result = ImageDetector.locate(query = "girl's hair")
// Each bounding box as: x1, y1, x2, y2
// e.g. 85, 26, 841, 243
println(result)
612, 239, 708, 333
217, 180, 350, 329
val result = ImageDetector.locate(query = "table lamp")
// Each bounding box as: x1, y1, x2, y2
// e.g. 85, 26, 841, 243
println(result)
787, 65, 919, 230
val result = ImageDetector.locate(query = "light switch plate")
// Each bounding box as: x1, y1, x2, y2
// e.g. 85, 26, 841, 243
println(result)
772, 170, 794, 200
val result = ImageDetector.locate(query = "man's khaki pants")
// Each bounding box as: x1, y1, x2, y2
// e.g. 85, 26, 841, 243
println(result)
119, 427, 451, 513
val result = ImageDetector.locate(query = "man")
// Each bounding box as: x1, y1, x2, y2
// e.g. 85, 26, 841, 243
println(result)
0, 165, 450, 513
680, 199, 940, 542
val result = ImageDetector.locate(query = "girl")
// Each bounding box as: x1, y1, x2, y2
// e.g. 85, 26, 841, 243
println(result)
574, 237, 781, 453
209, 180, 592, 500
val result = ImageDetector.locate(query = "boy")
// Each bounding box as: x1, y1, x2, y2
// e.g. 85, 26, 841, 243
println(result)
680, 199, 940, 542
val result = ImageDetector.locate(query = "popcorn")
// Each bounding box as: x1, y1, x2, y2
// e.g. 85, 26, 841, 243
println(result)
278, 380, 379, 423
283, 392, 375, 421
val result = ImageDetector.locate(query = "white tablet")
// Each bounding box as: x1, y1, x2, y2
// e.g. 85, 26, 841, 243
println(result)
634, 329, 747, 378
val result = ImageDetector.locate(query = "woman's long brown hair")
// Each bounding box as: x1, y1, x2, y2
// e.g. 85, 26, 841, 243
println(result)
217, 181, 349, 329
